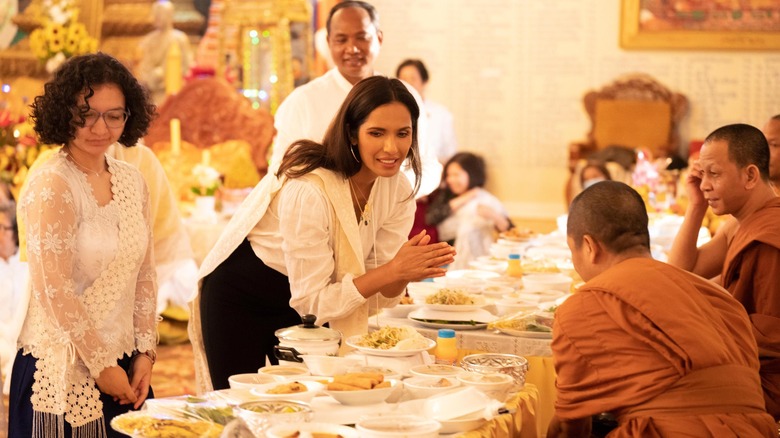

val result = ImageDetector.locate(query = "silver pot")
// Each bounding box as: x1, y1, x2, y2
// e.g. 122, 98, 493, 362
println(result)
274, 314, 341, 362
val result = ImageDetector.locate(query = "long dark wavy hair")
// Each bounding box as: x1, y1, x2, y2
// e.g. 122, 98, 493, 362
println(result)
30, 52, 156, 147
277, 76, 422, 195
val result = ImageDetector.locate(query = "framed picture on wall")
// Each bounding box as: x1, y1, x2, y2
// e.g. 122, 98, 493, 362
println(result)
620, 0, 780, 50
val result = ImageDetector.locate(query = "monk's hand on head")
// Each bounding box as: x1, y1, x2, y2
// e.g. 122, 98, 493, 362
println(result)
95, 365, 137, 405
685, 160, 707, 209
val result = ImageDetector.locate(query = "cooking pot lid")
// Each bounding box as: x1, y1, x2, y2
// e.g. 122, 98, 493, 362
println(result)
275, 314, 341, 342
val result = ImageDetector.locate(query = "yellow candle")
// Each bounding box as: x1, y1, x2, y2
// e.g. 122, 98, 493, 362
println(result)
165, 42, 183, 95
202, 149, 211, 167
170, 118, 181, 154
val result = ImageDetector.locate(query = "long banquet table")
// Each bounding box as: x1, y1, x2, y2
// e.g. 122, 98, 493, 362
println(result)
371, 315, 555, 437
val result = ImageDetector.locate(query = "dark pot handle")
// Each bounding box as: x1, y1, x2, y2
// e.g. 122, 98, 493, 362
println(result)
274, 345, 304, 363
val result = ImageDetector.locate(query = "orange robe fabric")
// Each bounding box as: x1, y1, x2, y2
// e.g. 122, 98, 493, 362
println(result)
552, 258, 776, 437
723, 196, 780, 420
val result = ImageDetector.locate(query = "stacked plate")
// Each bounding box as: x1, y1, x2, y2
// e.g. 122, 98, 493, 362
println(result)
408, 308, 497, 330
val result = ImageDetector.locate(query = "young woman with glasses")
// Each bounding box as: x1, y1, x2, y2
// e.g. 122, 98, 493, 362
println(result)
9, 52, 158, 438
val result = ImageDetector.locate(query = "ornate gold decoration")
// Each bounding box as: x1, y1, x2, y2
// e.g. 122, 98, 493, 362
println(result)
144, 76, 275, 178
1, 0, 204, 79
217, 0, 312, 112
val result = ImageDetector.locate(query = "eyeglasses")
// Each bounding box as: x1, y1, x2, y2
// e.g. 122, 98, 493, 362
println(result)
81, 109, 130, 128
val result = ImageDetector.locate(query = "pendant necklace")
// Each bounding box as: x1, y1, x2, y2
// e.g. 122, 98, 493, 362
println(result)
66, 149, 106, 177
348, 177, 372, 225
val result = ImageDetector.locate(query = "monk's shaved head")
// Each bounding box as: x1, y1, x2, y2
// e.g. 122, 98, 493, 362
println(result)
705, 123, 770, 181
568, 181, 650, 253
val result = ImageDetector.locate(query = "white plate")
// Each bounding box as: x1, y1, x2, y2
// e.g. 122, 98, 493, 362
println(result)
411, 319, 488, 330
408, 308, 497, 323
310, 395, 392, 425
408, 308, 496, 330
444, 269, 501, 280
423, 303, 487, 312
266, 422, 359, 438
346, 334, 436, 357
494, 327, 552, 338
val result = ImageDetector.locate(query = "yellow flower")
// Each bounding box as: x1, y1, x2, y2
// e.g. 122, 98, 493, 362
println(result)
29, 29, 49, 59
78, 37, 95, 54
64, 35, 79, 54
45, 23, 65, 42
68, 22, 85, 40
48, 34, 65, 53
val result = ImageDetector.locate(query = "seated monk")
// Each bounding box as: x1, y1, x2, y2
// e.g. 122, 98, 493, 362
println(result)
669, 123, 780, 420
548, 181, 776, 437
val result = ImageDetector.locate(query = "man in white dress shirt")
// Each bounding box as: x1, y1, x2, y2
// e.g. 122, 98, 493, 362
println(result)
270, 1, 442, 197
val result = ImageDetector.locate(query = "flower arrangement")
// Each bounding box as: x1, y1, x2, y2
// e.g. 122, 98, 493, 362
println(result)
191, 163, 222, 197
28, 0, 98, 73
0, 109, 53, 199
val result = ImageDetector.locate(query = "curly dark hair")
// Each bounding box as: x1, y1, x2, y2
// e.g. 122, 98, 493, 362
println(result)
30, 52, 156, 147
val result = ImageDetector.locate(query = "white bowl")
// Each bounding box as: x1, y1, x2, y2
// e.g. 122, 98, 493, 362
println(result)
495, 298, 538, 316
456, 372, 515, 401
522, 274, 572, 293
406, 282, 443, 303
258, 364, 310, 379
468, 258, 508, 273
490, 241, 530, 259
300, 355, 361, 377
325, 379, 400, 406
408, 364, 464, 378
235, 400, 313, 436
402, 376, 460, 399
249, 380, 324, 403
347, 365, 404, 382
356, 414, 441, 438
228, 372, 283, 390
423, 387, 496, 421
439, 410, 488, 434
485, 276, 522, 291
266, 422, 359, 438
482, 285, 514, 298
382, 303, 421, 319
445, 269, 501, 280
433, 276, 486, 294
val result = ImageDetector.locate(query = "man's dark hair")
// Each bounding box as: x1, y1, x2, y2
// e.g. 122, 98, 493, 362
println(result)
568, 181, 650, 253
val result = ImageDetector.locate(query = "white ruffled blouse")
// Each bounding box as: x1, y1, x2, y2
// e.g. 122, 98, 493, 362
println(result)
18, 150, 157, 434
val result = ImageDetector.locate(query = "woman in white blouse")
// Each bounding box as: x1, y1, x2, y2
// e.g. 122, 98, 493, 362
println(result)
10, 53, 158, 438
192, 76, 455, 391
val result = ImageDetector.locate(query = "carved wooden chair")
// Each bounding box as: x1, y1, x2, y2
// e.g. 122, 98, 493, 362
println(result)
566, 73, 689, 205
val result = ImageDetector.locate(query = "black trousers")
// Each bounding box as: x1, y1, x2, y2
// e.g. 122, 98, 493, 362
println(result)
8, 350, 154, 438
200, 238, 301, 390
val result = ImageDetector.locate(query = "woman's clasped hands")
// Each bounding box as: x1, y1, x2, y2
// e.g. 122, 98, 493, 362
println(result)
392, 229, 455, 282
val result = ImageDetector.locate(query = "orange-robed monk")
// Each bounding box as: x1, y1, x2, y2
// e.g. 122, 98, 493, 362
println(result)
669, 123, 780, 420
548, 181, 776, 438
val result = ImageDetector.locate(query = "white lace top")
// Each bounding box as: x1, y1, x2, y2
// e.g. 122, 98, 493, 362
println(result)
18, 149, 157, 434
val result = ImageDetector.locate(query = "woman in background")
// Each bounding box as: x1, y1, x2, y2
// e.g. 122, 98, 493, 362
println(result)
396, 59, 458, 163
9, 53, 157, 438
192, 76, 455, 391
426, 152, 511, 269
580, 160, 612, 190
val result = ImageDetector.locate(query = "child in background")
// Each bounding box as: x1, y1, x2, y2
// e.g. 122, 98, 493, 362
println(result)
426, 152, 511, 269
